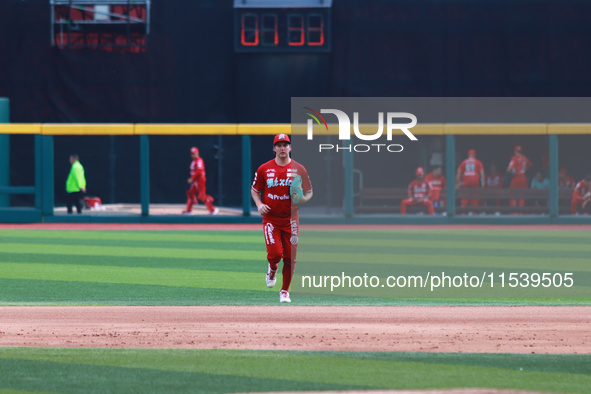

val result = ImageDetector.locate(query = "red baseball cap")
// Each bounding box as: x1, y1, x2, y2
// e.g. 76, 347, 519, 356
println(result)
273, 133, 291, 146
416, 167, 424, 175
514, 145, 522, 152
190, 147, 199, 154
468, 149, 476, 156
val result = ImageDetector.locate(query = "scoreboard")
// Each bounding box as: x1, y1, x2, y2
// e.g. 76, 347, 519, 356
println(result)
234, 0, 332, 53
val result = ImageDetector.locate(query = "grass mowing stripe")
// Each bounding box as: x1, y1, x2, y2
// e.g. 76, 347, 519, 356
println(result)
0, 262, 266, 291
304, 245, 591, 261
0, 237, 262, 252
0, 358, 356, 394
5, 241, 588, 268
2, 229, 589, 245
0, 278, 275, 306
3, 242, 587, 271
315, 351, 591, 375
0, 243, 263, 261
1, 253, 265, 273
297, 252, 591, 271
0, 348, 589, 393
4, 232, 590, 253
306, 229, 591, 242
0, 230, 261, 244
1, 279, 587, 306
302, 237, 591, 253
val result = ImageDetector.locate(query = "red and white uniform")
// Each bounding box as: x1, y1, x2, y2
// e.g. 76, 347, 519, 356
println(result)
507, 154, 532, 188
457, 158, 484, 207
400, 179, 434, 215
186, 157, 215, 213
457, 158, 484, 188
425, 172, 446, 205
507, 153, 532, 208
571, 180, 591, 214
252, 159, 312, 291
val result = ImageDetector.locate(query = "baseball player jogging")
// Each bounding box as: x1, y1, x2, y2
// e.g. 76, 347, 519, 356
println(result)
251, 134, 313, 303
183, 147, 219, 215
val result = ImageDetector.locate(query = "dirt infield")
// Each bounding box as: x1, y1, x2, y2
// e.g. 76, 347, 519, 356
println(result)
1, 306, 589, 354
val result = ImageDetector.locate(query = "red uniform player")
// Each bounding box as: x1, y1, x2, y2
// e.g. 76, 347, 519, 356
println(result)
184, 147, 218, 215
456, 149, 485, 207
571, 175, 591, 215
251, 134, 313, 303
424, 166, 446, 208
506, 145, 532, 208
401, 167, 434, 215
559, 168, 576, 189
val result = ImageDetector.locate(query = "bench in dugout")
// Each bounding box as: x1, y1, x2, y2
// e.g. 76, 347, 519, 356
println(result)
356, 187, 574, 215
455, 188, 574, 214
356, 188, 446, 214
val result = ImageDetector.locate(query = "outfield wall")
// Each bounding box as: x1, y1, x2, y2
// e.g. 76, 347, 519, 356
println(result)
0, 122, 590, 224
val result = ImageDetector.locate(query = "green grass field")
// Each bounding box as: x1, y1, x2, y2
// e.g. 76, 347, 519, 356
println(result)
0, 228, 589, 393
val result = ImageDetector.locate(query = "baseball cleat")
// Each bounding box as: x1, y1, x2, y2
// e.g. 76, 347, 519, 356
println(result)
211, 208, 220, 215
266, 265, 277, 288
279, 290, 291, 303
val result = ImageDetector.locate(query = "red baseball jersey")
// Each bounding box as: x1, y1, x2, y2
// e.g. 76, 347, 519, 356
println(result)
485, 174, 503, 188
407, 179, 431, 199
457, 158, 483, 184
507, 154, 532, 177
252, 159, 312, 219
573, 180, 590, 198
424, 172, 446, 201
190, 157, 206, 182
559, 176, 576, 189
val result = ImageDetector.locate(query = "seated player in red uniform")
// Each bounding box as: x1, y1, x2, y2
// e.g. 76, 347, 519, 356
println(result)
401, 167, 434, 215
456, 149, 485, 207
425, 165, 446, 208
571, 175, 591, 215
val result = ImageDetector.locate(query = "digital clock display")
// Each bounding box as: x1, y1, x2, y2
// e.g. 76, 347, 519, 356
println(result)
234, 1, 331, 52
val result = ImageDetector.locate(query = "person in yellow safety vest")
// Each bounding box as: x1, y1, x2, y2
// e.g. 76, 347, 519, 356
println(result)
66, 154, 86, 214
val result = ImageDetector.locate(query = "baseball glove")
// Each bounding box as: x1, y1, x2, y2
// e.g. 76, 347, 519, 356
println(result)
290, 175, 304, 204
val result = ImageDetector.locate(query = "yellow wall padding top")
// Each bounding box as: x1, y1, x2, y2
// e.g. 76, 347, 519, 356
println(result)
42, 124, 135, 135
443, 124, 548, 135
135, 124, 238, 135
547, 124, 591, 135
0, 123, 42, 134
2, 123, 591, 135
237, 124, 291, 135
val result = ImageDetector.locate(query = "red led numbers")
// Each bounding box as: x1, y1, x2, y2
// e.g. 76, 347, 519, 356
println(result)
307, 14, 324, 46
241, 13, 259, 46
261, 14, 278, 46
288, 14, 305, 46
236, 9, 328, 51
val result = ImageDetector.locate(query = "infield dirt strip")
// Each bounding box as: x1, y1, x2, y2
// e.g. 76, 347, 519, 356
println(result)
0, 306, 589, 353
